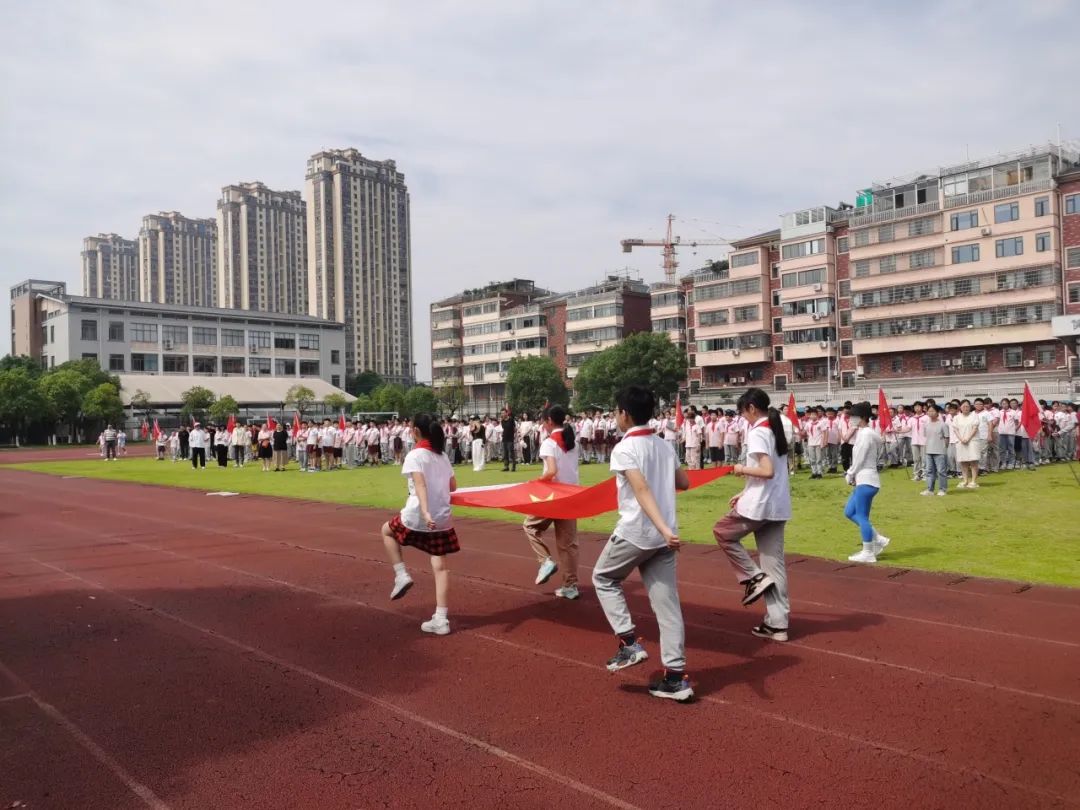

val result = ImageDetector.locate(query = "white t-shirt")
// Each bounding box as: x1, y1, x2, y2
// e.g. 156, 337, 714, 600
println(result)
976, 411, 993, 440
539, 430, 580, 485
735, 420, 792, 522
400, 448, 455, 531
609, 432, 679, 550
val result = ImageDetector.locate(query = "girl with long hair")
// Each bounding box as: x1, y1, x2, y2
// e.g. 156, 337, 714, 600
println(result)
844, 401, 890, 563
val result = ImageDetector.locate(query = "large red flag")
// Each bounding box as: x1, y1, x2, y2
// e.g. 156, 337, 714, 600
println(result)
226, 413, 236, 434
266, 413, 276, 430
1020, 382, 1042, 441
152, 419, 162, 441
788, 392, 797, 418
292, 411, 301, 439
339, 410, 347, 431
877, 388, 891, 435
452, 467, 732, 520
675, 393, 684, 429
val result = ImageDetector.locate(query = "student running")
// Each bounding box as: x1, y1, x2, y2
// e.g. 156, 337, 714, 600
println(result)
845, 401, 890, 564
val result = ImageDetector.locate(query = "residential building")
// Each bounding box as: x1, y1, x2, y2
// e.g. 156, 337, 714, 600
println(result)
82, 234, 139, 301
1060, 163, 1080, 317
11, 278, 347, 389
139, 212, 218, 308
305, 148, 413, 383
217, 182, 308, 315
430, 279, 549, 413
555, 275, 652, 380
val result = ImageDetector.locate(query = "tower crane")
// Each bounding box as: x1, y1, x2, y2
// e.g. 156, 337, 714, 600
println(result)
621, 214, 730, 284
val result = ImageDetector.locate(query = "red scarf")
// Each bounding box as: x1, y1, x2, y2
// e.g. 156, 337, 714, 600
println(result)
620, 427, 655, 442
551, 428, 567, 451
416, 439, 434, 451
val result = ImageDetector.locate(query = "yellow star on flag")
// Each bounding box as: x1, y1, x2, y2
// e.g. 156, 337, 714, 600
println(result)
528, 493, 555, 503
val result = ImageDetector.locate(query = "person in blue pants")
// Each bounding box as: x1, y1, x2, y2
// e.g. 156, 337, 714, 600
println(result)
844, 401, 890, 564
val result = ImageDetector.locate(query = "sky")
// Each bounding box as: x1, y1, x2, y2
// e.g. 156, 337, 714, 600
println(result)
2, 0, 1078, 380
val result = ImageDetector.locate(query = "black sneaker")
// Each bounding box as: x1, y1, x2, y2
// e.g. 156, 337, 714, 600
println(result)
751, 623, 789, 642
605, 640, 648, 672
741, 573, 776, 606
648, 672, 694, 702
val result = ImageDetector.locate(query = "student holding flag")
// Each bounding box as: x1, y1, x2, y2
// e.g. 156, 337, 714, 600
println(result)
153, 420, 166, 460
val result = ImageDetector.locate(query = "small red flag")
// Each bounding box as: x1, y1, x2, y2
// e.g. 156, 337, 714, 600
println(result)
1020, 382, 1042, 441
788, 392, 797, 419
877, 388, 891, 435
675, 394, 684, 429
292, 411, 301, 438
339, 410, 347, 431
226, 414, 236, 434
152, 419, 161, 441
266, 413, 276, 431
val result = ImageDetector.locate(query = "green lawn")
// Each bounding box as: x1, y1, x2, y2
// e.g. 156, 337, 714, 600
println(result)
10, 456, 1080, 587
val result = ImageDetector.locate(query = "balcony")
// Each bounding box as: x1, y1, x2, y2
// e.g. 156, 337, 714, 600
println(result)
855, 321, 1054, 354
849, 200, 941, 228
695, 347, 771, 367
942, 178, 1054, 210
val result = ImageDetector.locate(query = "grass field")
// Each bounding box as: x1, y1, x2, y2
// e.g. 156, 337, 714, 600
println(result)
11, 455, 1080, 586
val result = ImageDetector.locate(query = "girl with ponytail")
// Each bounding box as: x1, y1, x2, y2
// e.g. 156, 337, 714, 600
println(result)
381, 413, 459, 635
522, 405, 582, 599
711, 387, 793, 642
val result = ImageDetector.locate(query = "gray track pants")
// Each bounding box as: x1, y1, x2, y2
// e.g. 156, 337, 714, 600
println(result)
592, 536, 686, 671
713, 511, 789, 630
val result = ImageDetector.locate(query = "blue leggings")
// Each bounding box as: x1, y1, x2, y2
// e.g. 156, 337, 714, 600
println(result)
844, 485, 879, 544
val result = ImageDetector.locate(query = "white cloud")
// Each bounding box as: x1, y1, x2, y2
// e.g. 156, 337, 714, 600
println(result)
1, 0, 1077, 378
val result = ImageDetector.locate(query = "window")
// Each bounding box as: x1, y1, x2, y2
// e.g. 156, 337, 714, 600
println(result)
839, 280, 850, 297
921, 353, 941, 372
773, 375, 788, 391
836, 237, 849, 254
840, 310, 851, 326
107, 322, 124, 341
697, 334, 769, 352
854, 229, 870, 247
81, 320, 98, 341
193, 356, 217, 374
274, 358, 296, 375
1037, 345, 1056, 366
1071, 284, 1080, 305
841, 371, 856, 389
951, 244, 980, 264
249, 330, 271, 349
730, 251, 758, 268
891, 358, 903, 373
908, 217, 936, 237
879, 255, 896, 274
1003, 347, 1023, 368
771, 263, 780, 279
841, 340, 853, 356
131, 322, 158, 343
1035, 232, 1051, 252
192, 326, 217, 346
1035, 196, 1050, 217
949, 211, 978, 231
780, 238, 825, 260
994, 202, 1019, 223
299, 360, 320, 376
909, 250, 936, 269
781, 297, 833, 317
274, 332, 296, 350
81, 352, 97, 361
130, 353, 158, 372
773, 346, 784, 361
697, 310, 729, 327
693, 277, 761, 301
108, 354, 125, 371
961, 350, 986, 370
298, 333, 320, 350
163, 354, 188, 373
783, 327, 836, 345
854, 260, 870, 278
1064, 194, 1078, 215
771, 291, 781, 306
878, 224, 894, 243
49, 325, 54, 343
250, 357, 271, 375
330, 349, 341, 364
222, 357, 245, 375
1069, 247, 1080, 269
733, 305, 759, 322
995, 237, 1023, 258
772, 317, 783, 333
161, 325, 187, 347
780, 267, 826, 288
332, 375, 341, 388
221, 328, 245, 347
866, 359, 881, 374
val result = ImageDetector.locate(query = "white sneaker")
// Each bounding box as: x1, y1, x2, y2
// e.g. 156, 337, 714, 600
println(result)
848, 548, 877, 564
420, 615, 450, 635
390, 574, 413, 600
937, 491, 946, 497
535, 557, 558, 585
872, 534, 890, 555
920, 490, 932, 496
554, 585, 580, 600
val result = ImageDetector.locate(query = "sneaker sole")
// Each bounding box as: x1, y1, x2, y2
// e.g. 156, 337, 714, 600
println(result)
536, 566, 559, 586
390, 581, 414, 600
606, 650, 648, 672
751, 628, 789, 642
741, 578, 775, 606
421, 625, 450, 635
648, 686, 695, 702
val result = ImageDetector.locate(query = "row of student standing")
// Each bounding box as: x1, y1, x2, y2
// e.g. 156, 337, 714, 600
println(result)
377, 387, 793, 704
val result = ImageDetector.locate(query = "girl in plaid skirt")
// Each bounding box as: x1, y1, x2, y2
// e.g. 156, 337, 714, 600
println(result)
382, 413, 459, 635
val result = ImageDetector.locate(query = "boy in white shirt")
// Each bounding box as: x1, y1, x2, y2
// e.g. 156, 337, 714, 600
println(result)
592, 386, 692, 702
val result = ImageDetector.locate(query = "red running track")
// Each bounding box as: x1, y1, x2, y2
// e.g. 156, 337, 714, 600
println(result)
1, 468, 1078, 809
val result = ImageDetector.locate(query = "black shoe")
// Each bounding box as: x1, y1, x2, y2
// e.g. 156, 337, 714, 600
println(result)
741, 573, 776, 606
751, 623, 789, 642
648, 671, 694, 702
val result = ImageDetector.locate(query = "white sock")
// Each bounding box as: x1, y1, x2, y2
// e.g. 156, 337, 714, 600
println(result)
434, 606, 448, 620
393, 562, 407, 577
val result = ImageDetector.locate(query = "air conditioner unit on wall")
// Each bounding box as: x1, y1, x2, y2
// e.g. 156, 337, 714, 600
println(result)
1023, 360, 1036, 368
812, 313, 822, 321
812, 284, 823, 292
980, 227, 992, 237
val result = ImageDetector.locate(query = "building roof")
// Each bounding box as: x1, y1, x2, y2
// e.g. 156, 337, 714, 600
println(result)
728, 228, 781, 250
116, 375, 354, 407
59, 294, 344, 329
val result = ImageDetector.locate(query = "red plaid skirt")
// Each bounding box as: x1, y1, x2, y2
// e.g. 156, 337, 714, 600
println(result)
388, 514, 460, 556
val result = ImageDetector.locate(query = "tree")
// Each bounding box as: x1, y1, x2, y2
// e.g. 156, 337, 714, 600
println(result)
0, 355, 44, 377
285, 384, 316, 418
370, 383, 406, 415
402, 385, 439, 417
130, 389, 154, 421
323, 392, 350, 414
350, 394, 377, 415
209, 395, 240, 424
0, 367, 47, 444
82, 382, 125, 428
39, 369, 84, 437
347, 370, 383, 397
572, 332, 688, 411
179, 385, 216, 424
436, 382, 466, 418
506, 356, 568, 416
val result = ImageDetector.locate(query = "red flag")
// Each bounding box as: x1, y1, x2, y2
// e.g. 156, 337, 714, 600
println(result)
339, 410, 347, 431
788, 392, 797, 419
226, 414, 236, 434
451, 467, 732, 519
1020, 382, 1042, 441
675, 394, 684, 429
152, 419, 161, 441
292, 411, 301, 439
877, 388, 891, 435
266, 413, 276, 430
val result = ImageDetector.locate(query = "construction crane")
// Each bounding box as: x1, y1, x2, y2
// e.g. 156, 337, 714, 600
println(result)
621, 214, 730, 284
